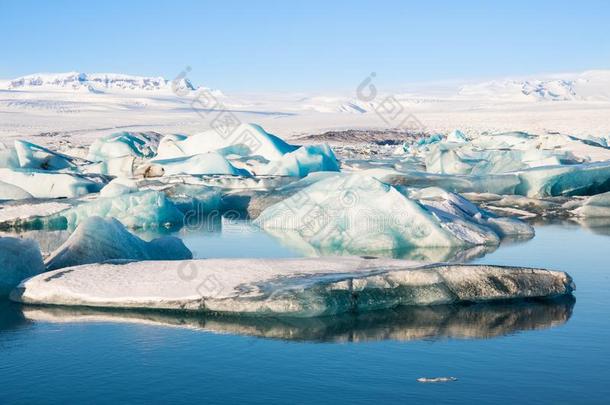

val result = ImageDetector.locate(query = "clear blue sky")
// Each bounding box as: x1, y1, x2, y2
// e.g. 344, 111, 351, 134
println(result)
1, 0, 609, 92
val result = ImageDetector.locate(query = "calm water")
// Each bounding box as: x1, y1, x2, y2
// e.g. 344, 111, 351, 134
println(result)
1, 222, 610, 404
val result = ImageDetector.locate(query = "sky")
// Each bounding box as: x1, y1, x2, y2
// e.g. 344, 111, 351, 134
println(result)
1, 0, 609, 92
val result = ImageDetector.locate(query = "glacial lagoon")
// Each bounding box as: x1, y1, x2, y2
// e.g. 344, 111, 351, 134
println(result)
1, 222, 609, 404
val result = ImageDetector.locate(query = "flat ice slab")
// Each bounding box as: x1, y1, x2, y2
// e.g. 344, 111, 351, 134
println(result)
12, 257, 574, 317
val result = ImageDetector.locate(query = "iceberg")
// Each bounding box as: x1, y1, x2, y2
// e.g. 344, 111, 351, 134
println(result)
14, 140, 78, 171
156, 123, 298, 161
99, 177, 139, 198
0, 142, 18, 168
572, 192, 610, 217
54, 190, 184, 229
149, 152, 251, 176
0, 180, 33, 201
0, 200, 73, 229
45, 217, 192, 271
87, 131, 161, 162
516, 161, 610, 197
446, 129, 468, 143
0, 237, 45, 296
11, 257, 575, 317
256, 144, 340, 177
0, 168, 106, 198
254, 175, 528, 253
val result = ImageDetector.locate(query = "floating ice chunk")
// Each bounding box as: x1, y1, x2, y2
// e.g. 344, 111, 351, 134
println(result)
87, 131, 161, 161
425, 143, 563, 175
14, 140, 77, 171
55, 190, 184, 229
0, 142, 19, 168
410, 187, 534, 239
99, 178, 139, 197
150, 152, 251, 176
370, 168, 522, 196
417, 377, 457, 383
0, 168, 105, 198
45, 217, 192, 271
572, 192, 610, 217
255, 175, 507, 252
11, 258, 575, 317
257, 144, 340, 177
0, 180, 33, 201
82, 156, 139, 177
446, 129, 467, 143
516, 161, 610, 197
156, 123, 298, 161
162, 184, 223, 215
0, 237, 45, 296
0, 200, 73, 229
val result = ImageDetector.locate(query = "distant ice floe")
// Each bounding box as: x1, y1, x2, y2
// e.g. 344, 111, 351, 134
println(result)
11, 258, 574, 317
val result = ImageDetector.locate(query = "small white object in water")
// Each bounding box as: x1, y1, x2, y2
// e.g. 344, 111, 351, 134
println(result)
417, 377, 458, 383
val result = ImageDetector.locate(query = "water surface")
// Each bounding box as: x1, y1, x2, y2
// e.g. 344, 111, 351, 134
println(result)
1, 223, 609, 404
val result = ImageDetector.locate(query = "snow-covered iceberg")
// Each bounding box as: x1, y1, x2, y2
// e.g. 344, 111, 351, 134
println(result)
0, 237, 45, 296
11, 257, 575, 317
45, 217, 192, 270
255, 175, 531, 253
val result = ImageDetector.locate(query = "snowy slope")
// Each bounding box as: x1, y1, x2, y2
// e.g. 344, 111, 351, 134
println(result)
458, 70, 610, 101
2, 72, 197, 94
1, 70, 610, 148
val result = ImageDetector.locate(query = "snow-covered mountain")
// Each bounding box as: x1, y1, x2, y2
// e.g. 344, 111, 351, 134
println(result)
1, 72, 196, 94
458, 70, 610, 101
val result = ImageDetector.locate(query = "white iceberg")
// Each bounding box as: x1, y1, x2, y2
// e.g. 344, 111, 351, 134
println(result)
149, 152, 251, 177
516, 161, 610, 197
0, 168, 106, 198
99, 177, 139, 197
254, 175, 531, 253
87, 131, 161, 162
55, 190, 184, 229
154, 123, 338, 178
0, 237, 45, 296
256, 144, 340, 177
572, 192, 610, 217
11, 257, 575, 317
0, 180, 33, 201
156, 123, 297, 161
14, 140, 77, 171
45, 217, 192, 270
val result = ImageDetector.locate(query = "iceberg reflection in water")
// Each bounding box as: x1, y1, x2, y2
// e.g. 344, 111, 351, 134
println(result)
16, 297, 574, 343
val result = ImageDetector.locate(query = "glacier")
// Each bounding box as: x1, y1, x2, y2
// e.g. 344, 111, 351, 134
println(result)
45, 217, 192, 271
10, 257, 575, 317
0, 237, 45, 296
